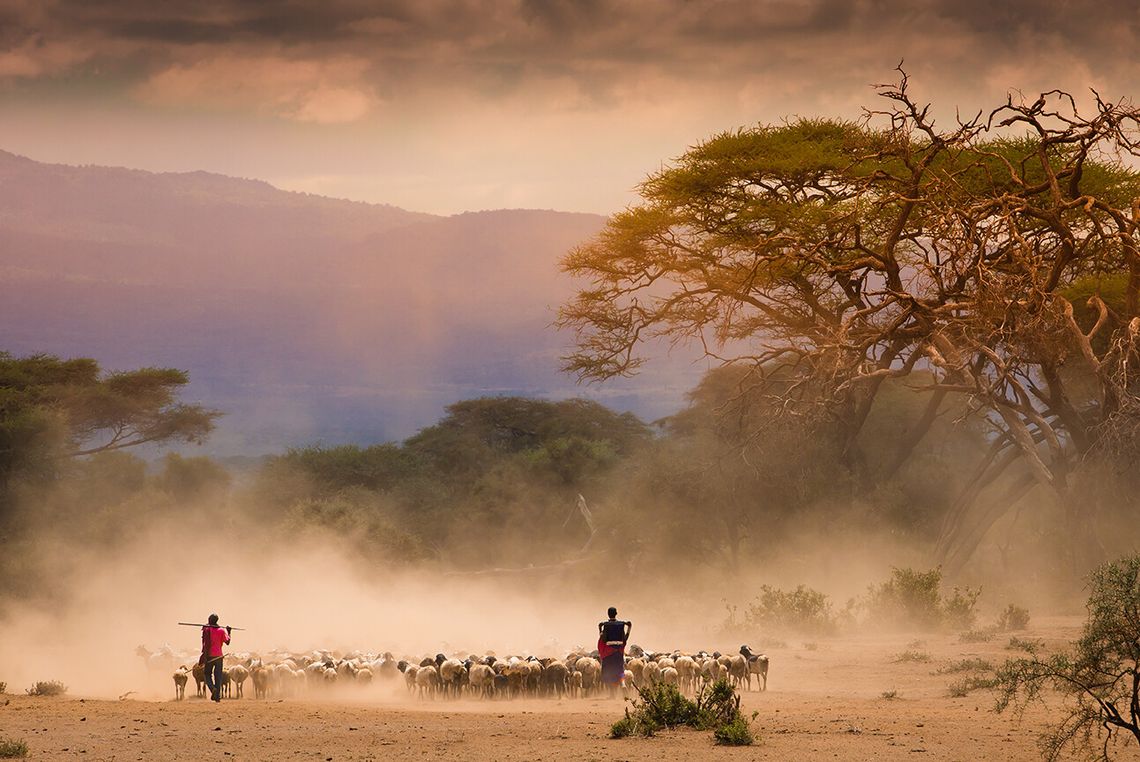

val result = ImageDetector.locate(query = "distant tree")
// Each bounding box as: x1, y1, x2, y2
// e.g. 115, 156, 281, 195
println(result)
559, 69, 1140, 573
0, 351, 220, 489
155, 453, 232, 501
405, 396, 651, 485
996, 554, 1140, 760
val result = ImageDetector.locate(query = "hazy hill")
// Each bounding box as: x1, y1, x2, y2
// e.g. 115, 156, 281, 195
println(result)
0, 151, 699, 454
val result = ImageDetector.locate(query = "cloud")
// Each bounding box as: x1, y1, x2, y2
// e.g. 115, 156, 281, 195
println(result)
6, 0, 1140, 117
133, 54, 378, 123
0, 36, 91, 78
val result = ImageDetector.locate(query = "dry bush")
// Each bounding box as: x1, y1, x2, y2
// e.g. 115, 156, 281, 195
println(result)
997, 604, 1031, 631
0, 738, 28, 759
25, 681, 66, 697
937, 658, 993, 674
959, 627, 998, 643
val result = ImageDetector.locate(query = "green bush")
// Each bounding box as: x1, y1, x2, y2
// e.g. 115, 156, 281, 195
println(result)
947, 675, 996, 697
639, 683, 699, 729
693, 679, 742, 730
610, 712, 657, 738
743, 584, 837, 635
996, 554, 1140, 759
943, 587, 981, 630
941, 656, 996, 697
997, 604, 1030, 631
0, 738, 28, 759
25, 681, 66, 697
713, 714, 756, 746
864, 567, 979, 631
611, 679, 754, 746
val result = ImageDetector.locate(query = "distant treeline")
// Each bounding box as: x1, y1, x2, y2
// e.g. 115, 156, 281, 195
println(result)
1, 349, 1035, 599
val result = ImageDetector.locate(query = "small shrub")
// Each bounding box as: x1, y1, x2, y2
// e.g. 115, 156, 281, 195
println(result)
881, 689, 900, 699
947, 675, 997, 697
0, 682, 6, 694
611, 679, 753, 746
943, 587, 981, 630
639, 683, 699, 729
25, 681, 67, 697
0, 738, 28, 759
864, 567, 979, 631
996, 554, 1140, 759
937, 658, 993, 674
997, 604, 1030, 631
713, 714, 756, 746
693, 678, 742, 730
1006, 636, 1043, 652
959, 627, 998, 643
610, 712, 656, 738
803, 641, 819, 651
893, 650, 932, 663
742, 584, 837, 635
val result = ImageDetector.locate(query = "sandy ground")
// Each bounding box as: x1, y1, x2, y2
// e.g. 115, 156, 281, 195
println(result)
0, 618, 1087, 761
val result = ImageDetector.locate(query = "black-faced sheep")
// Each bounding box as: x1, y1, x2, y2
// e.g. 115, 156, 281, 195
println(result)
739, 645, 769, 691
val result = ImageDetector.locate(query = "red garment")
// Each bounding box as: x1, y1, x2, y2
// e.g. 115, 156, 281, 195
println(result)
202, 625, 230, 657
598, 638, 620, 660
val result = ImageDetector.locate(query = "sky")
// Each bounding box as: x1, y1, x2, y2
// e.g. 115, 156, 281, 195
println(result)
2, 0, 1138, 215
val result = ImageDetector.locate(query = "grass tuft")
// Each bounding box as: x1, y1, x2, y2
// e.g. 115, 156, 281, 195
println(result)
0, 738, 28, 759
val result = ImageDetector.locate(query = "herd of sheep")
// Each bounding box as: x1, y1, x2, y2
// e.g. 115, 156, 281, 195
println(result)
138, 644, 769, 702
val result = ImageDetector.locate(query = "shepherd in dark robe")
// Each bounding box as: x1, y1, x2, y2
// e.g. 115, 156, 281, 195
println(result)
598, 606, 631, 696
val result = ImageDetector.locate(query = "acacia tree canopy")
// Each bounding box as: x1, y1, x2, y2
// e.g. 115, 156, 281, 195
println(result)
559, 71, 1140, 573
0, 351, 220, 484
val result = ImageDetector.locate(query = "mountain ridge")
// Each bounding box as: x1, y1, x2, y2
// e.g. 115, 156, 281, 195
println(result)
0, 151, 698, 455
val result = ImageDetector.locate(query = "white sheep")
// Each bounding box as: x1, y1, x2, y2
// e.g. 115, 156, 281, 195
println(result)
415, 665, 440, 700
569, 670, 583, 698
641, 660, 661, 687
438, 658, 466, 699
403, 664, 420, 694
739, 645, 769, 691
468, 663, 495, 699
674, 656, 698, 694
251, 664, 270, 699
172, 667, 188, 701
227, 665, 250, 699
574, 657, 601, 696
627, 657, 646, 685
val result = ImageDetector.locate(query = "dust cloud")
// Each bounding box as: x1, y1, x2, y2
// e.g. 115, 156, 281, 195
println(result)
0, 488, 1071, 701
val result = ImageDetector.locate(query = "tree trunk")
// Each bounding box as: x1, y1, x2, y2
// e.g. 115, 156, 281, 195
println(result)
942, 473, 1037, 576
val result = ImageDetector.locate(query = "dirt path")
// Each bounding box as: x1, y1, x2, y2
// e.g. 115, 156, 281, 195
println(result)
0, 620, 1077, 760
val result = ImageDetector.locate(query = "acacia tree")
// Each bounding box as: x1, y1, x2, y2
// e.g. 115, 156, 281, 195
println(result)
558, 70, 1140, 573
996, 555, 1140, 760
0, 352, 219, 487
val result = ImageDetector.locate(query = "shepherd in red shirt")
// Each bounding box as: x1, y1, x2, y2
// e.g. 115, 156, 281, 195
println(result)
201, 613, 231, 702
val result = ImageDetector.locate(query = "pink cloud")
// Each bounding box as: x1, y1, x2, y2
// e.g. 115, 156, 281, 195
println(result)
132, 54, 377, 124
